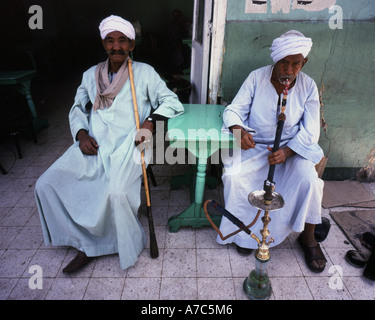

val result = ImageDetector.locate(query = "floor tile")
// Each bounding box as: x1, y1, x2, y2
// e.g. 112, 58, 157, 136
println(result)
0, 207, 35, 227
84, 277, 125, 300
228, 247, 255, 278
269, 277, 313, 300
162, 248, 197, 277
0, 227, 22, 249
8, 226, 43, 249
159, 277, 197, 300
45, 277, 90, 300
304, 276, 352, 300
268, 248, 303, 277
342, 276, 375, 300
0, 249, 37, 278
196, 248, 231, 277
196, 226, 224, 249
197, 277, 236, 300
24, 248, 68, 278
127, 249, 163, 278
0, 278, 18, 299
91, 253, 127, 278
122, 277, 161, 300
7, 277, 53, 300
165, 227, 196, 249
13, 191, 38, 208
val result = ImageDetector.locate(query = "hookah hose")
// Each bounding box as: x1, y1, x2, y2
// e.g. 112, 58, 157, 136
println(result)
267, 79, 290, 183
203, 199, 261, 241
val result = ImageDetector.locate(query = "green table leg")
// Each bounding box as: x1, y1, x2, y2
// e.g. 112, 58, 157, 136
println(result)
168, 157, 221, 232
171, 165, 219, 202
170, 166, 195, 202
168, 203, 221, 232
32, 117, 49, 132
18, 79, 49, 132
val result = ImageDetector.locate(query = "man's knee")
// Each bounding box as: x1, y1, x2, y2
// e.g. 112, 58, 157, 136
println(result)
289, 158, 322, 190
292, 157, 317, 177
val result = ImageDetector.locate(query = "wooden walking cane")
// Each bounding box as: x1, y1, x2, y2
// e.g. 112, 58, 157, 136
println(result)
128, 58, 159, 259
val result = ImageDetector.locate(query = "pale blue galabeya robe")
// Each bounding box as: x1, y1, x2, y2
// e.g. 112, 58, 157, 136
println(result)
35, 61, 184, 269
217, 65, 324, 249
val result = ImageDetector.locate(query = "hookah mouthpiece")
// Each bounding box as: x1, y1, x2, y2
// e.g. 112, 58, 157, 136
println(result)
283, 78, 290, 89
281, 79, 290, 111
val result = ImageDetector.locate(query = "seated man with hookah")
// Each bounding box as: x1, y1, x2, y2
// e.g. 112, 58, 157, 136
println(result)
207, 31, 326, 283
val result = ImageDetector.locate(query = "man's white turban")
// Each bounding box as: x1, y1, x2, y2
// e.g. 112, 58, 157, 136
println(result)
270, 30, 312, 64
99, 15, 136, 40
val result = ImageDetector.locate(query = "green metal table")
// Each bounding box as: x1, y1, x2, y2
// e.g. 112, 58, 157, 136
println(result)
167, 104, 235, 232
0, 70, 49, 132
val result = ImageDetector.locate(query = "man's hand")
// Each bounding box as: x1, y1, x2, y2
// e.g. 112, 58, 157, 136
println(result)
77, 129, 99, 155
267, 146, 295, 165
135, 120, 154, 147
230, 125, 256, 150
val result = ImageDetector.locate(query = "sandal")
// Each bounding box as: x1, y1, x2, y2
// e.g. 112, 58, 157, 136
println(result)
62, 250, 94, 274
345, 250, 367, 268
314, 217, 331, 242
360, 232, 375, 250
297, 233, 327, 273
236, 244, 253, 256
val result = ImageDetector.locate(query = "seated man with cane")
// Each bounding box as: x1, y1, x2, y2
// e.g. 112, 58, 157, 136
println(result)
34, 15, 183, 273
218, 30, 327, 273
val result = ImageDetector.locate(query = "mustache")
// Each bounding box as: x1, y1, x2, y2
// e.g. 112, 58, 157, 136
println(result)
107, 49, 127, 55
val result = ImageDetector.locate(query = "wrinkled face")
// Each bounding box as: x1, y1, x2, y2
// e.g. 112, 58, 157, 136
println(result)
102, 31, 135, 65
273, 54, 307, 85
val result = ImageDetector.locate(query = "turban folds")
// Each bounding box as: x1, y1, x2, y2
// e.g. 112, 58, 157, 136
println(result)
270, 30, 312, 64
99, 15, 135, 40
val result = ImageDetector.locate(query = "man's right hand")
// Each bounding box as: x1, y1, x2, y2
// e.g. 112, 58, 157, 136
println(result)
77, 129, 99, 155
230, 125, 256, 150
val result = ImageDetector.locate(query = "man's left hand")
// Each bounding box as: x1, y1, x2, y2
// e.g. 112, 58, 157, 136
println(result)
267, 146, 295, 165
135, 120, 154, 147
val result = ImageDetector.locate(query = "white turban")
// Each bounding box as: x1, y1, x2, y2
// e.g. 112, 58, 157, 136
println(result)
270, 30, 312, 63
99, 15, 136, 40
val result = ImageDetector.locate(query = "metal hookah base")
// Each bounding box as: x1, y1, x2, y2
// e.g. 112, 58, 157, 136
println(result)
248, 190, 284, 211
243, 256, 272, 300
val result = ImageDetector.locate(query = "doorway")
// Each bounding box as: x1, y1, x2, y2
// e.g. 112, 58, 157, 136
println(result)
190, 0, 213, 104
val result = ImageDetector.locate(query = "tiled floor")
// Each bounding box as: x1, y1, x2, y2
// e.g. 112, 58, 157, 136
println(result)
0, 75, 374, 300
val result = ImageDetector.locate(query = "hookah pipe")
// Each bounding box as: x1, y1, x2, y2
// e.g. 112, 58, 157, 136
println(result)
264, 79, 290, 203
241, 79, 291, 300
246, 78, 290, 261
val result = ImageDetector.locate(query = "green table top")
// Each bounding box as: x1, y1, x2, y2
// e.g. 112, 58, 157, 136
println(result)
167, 104, 236, 158
0, 70, 37, 85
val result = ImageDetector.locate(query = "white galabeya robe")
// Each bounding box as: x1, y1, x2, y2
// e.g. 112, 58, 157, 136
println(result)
217, 65, 324, 249
35, 61, 183, 269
